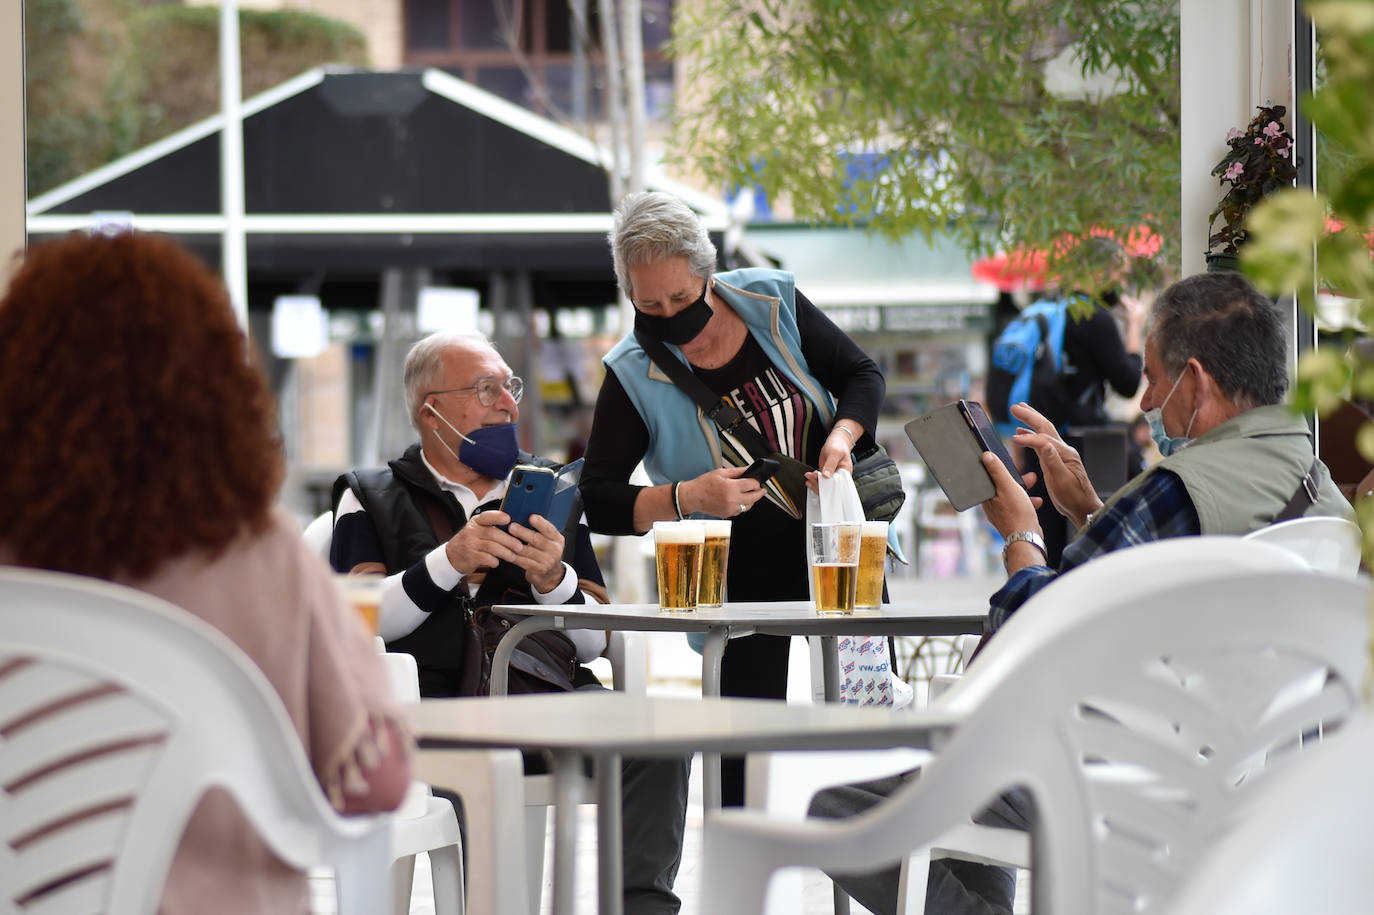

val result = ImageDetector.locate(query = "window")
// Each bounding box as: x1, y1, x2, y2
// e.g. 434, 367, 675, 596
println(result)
405, 0, 673, 120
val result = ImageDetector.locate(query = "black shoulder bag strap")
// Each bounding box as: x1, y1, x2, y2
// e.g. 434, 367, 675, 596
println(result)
634, 329, 776, 459
1273, 458, 1322, 524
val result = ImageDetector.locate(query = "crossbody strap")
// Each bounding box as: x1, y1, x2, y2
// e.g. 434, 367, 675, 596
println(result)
1273, 458, 1322, 524
634, 330, 776, 459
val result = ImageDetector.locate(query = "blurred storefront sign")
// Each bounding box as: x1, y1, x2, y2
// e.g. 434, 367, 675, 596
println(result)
822, 302, 992, 335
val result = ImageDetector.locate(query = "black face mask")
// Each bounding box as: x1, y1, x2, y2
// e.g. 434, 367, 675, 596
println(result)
633, 284, 713, 346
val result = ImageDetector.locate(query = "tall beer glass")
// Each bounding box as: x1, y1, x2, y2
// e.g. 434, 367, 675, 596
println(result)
808, 521, 862, 614
334, 573, 384, 634
854, 520, 889, 610
653, 520, 704, 612
697, 519, 732, 608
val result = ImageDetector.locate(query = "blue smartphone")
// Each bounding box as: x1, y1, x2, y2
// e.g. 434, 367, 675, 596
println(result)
500, 459, 583, 530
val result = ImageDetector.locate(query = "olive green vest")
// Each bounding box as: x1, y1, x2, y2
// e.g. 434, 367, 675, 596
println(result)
1102, 404, 1352, 533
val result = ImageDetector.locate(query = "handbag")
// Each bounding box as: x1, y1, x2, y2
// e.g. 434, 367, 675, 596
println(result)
459, 600, 579, 696
635, 330, 905, 524
850, 439, 905, 524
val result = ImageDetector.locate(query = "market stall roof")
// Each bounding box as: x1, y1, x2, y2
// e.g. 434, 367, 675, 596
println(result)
25, 67, 729, 288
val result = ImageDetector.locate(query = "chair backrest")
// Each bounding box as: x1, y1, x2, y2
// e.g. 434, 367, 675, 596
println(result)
1240, 514, 1363, 576
752, 538, 1369, 915
303, 510, 334, 562
1166, 712, 1374, 915
0, 567, 389, 914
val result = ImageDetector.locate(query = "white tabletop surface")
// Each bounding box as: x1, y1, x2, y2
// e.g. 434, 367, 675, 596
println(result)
407, 692, 960, 757
490, 589, 989, 636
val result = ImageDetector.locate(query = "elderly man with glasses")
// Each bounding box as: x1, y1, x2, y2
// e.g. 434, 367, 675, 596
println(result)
330, 331, 689, 915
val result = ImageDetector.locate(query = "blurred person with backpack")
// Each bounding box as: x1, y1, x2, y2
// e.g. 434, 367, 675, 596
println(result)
987, 247, 1146, 564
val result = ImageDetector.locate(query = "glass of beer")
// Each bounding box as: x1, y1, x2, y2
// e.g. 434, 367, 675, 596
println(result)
697, 519, 732, 608
854, 520, 889, 610
334, 573, 384, 634
653, 520, 704, 612
809, 521, 862, 614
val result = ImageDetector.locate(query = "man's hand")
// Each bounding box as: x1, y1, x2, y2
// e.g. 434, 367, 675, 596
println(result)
1008, 402, 1103, 528
508, 513, 567, 594
979, 453, 1050, 575
444, 510, 527, 576
679, 466, 766, 519
978, 451, 1042, 538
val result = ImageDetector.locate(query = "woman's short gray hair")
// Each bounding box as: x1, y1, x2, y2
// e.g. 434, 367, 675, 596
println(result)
1149, 272, 1288, 409
403, 331, 493, 430
609, 191, 718, 300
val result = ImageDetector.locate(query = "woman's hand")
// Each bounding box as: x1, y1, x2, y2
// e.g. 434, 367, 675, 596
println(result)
679, 466, 767, 518
805, 423, 859, 491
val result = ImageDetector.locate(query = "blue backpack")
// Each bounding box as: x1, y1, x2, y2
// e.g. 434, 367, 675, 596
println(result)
987, 299, 1073, 435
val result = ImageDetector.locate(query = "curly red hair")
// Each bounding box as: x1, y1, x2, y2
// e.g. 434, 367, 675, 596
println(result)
0, 231, 284, 580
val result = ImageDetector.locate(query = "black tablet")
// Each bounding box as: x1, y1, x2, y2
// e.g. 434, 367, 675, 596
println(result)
904, 401, 1020, 511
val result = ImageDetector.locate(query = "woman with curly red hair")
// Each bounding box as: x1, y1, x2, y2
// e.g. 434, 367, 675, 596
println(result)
0, 231, 410, 913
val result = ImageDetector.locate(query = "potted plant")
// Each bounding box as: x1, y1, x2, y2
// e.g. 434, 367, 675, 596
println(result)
1206, 104, 1300, 271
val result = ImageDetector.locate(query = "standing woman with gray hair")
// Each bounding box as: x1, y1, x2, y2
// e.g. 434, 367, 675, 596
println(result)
580, 190, 887, 807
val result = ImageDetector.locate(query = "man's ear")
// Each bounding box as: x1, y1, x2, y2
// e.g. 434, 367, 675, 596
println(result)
420, 400, 440, 430
1188, 357, 1218, 406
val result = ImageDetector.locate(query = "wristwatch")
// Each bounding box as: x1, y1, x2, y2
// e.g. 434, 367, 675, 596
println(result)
1002, 530, 1049, 570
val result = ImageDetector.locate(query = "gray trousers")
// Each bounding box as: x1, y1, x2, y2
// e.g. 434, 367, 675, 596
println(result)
441, 752, 690, 915
807, 772, 1030, 915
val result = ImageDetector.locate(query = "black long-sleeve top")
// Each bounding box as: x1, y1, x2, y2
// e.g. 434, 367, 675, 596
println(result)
580, 289, 884, 602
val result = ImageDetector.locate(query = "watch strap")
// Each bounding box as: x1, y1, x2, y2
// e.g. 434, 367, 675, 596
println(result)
1002, 530, 1049, 569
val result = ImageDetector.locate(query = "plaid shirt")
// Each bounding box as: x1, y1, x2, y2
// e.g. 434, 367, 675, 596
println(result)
988, 468, 1201, 631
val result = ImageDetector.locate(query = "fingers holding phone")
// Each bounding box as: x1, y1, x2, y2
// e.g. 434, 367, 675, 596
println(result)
508, 512, 566, 593
978, 452, 1042, 536
444, 509, 524, 575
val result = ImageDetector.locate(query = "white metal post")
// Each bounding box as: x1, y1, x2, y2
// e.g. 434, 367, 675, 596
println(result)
220, 0, 248, 328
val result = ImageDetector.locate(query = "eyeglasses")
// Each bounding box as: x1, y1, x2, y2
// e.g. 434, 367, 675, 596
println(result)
427, 376, 524, 407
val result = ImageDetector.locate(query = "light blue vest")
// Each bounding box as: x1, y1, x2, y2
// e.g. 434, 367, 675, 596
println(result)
604, 267, 836, 487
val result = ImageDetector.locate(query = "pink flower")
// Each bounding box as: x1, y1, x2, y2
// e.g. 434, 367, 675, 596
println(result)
1263, 121, 1283, 138
1225, 162, 1244, 180
1227, 127, 1243, 141
1278, 147, 1289, 158
1255, 137, 1264, 145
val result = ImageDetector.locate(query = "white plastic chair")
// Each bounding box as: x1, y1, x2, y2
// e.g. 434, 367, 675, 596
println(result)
705, 537, 1368, 915
318, 519, 646, 914
1167, 712, 1374, 915
747, 536, 1313, 914
1240, 514, 1363, 575
303, 509, 335, 560
376, 646, 472, 915
0, 567, 392, 914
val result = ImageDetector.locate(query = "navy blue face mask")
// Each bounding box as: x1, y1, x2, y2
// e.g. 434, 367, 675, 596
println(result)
425, 403, 520, 479
633, 284, 713, 346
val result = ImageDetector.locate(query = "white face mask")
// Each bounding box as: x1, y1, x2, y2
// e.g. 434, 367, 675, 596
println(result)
1144, 365, 1198, 457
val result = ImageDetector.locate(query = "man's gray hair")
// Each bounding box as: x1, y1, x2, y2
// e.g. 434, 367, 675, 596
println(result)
609, 191, 718, 300
1150, 272, 1288, 408
403, 331, 494, 430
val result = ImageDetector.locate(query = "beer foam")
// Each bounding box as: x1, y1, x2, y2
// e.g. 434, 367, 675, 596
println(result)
701, 519, 732, 537
862, 520, 889, 537
653, 520, 705, 543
